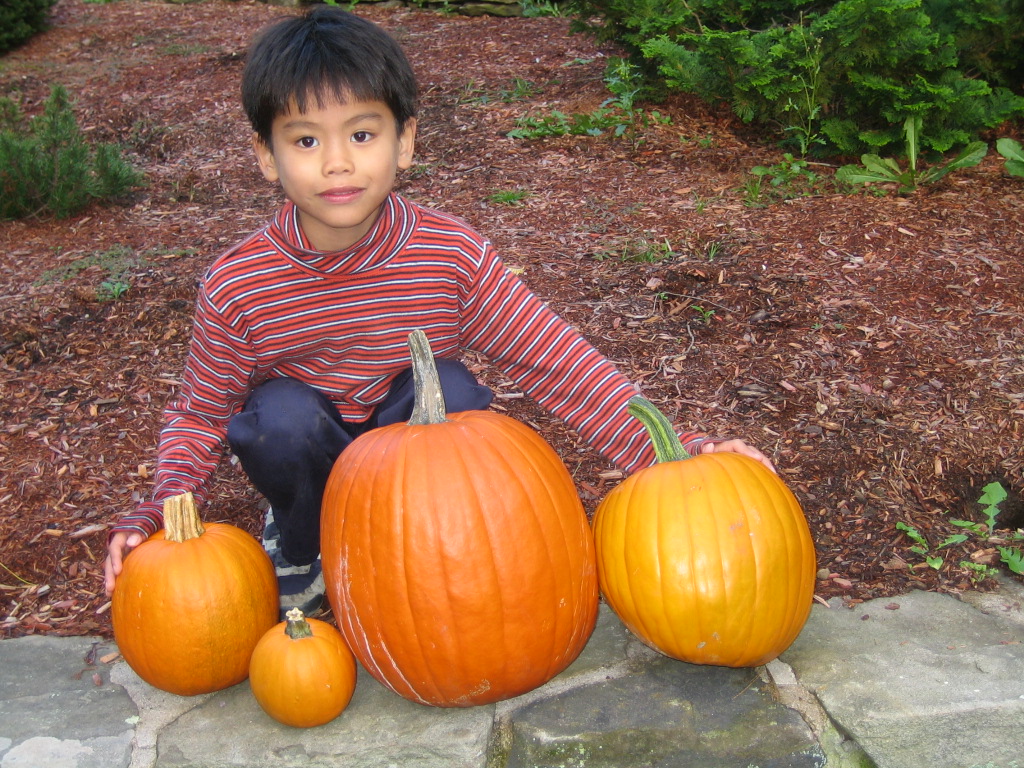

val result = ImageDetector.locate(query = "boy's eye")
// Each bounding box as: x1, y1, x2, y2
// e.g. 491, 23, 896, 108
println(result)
298, 136, 318, 149
352, 131, 373, 143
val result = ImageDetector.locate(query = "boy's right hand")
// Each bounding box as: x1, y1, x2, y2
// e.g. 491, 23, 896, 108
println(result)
103, 531, 144, 597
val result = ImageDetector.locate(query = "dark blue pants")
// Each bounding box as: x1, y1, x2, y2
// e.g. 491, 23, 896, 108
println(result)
226, 360, 493, 566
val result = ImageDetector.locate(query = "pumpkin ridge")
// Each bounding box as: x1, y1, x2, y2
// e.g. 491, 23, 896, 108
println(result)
682, 461, 714, 660
446, 415, 571, 697
731, 460, 767, 664
623, 472, 661, 651
189, 530, 269, 671
739, 459, 787, 662
687, 459, 732, 663
649, 468, 677, 656
469, 423, 520, 682
731, 457, 775, 665
333, 434, 404, 693
732, 455, 802, 664
609, 475, 645, 647
472, 417, 563, 675
722, 459, 762, 665
412, 423, 487, 703
702, 459, 742, 664
767, 465, 814, 657
495, 413, 597, 675
378, 432, 432, 703
498, 420, 577, 677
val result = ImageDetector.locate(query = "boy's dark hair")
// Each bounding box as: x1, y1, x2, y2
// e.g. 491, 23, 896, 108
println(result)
242, 6, 418, 146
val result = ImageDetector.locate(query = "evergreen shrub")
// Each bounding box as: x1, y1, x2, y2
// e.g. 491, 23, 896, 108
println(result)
1, 0, 57, 54
566, 0, 1024, 155
0, 85, 143, 220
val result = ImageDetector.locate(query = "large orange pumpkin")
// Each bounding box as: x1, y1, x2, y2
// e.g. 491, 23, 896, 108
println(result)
112, 492, 279, 695
320, 330, 598, 707
592, 397, 816, 668
249, 608, 357, 728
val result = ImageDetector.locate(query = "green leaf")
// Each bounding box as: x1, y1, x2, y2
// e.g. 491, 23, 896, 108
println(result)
978, 481, 1008, 508
861, 154, 902, 177
998, 140, 1024, 176
996, 138, 1024, 164
925, 555, 944, 570
903, 116, 921, 173
945, 141, 989, 171
998, 546, 1024, 575
950, 518, 985, 533
836, 164, 897, 186
919, 141, 988, 184
939, 534, 969, 548
896, 521, 927, 546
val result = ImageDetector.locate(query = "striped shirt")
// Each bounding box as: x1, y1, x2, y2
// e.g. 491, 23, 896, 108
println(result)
114, 193, 703, 538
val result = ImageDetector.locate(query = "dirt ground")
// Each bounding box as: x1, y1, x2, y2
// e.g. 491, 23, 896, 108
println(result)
2, 0, 1023, 639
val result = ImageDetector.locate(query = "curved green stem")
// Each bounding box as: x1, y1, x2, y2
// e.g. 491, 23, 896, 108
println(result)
407, 329, 448, 426
284, 608, 313, 639
626, 396, 691, 464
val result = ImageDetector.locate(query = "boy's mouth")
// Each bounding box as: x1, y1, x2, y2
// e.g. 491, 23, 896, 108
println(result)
319, 186, 363, 204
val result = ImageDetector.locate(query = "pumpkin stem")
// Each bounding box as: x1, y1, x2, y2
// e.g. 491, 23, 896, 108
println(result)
407, 329, 448, 426
162, 492, 205, 542
627, 396, 692, 463
284, 608, 314, 640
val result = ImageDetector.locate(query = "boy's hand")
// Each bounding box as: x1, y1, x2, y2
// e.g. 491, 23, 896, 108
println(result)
103, 531, 144, 597
698, 438, 776, 474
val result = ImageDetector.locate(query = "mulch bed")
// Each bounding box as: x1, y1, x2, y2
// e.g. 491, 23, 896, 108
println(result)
2, 0, 1022, 639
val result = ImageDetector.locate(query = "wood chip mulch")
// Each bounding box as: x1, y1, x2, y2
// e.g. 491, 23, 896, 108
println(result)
2, 0, 1022, 639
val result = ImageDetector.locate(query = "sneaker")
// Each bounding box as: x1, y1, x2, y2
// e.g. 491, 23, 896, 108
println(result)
262, 508, 325, 619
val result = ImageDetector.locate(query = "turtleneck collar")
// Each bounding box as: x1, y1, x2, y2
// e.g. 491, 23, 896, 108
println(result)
262, 193, 418, 277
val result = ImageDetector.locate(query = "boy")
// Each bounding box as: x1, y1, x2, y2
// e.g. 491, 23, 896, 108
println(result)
104, 6, 773, 614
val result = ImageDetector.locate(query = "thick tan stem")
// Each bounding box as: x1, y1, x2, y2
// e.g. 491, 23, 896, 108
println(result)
407, 329, 448, 426
162, 492, 205, 543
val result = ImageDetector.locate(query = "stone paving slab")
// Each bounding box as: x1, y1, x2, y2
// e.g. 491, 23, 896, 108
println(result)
0, 635, 135, 768
780, 583, 1024, 768
4, 582, 1024, 768
1, 606, 824, 768
149, 668, 494, 768
497, 654, 822, 767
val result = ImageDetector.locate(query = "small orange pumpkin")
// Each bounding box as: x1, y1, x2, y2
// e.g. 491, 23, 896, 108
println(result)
112, 492, 278, 695
592, 397, 816, 667
249, 608, 357, 727
320, 330, 598, 707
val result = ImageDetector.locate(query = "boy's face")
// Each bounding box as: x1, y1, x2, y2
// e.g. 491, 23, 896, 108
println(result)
253, 96, 416, 252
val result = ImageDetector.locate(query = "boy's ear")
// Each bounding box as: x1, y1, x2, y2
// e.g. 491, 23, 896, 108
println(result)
252, 133, 279, 183
397, 118, 417, 171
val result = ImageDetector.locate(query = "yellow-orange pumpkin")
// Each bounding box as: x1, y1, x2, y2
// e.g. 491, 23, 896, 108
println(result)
592, 397, 816, 667
112, 492, 278, 695
320, 330, 598, 707
249, 608, 357, 728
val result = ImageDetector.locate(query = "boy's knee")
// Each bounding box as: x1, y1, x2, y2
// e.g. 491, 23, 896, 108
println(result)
228, 377, 346, 456
434, 358, 493, 412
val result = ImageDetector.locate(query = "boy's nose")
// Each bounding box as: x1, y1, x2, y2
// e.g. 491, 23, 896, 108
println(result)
322, 141, 353, 174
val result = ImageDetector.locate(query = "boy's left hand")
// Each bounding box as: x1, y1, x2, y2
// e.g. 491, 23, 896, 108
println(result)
698, 439, 776, 474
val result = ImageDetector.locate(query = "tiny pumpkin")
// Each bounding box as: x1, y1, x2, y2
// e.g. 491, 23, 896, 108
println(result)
249, 608, 357, 728
320, 330, 598, 707
592, 397, 816, 667
112, 492, 278, 696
